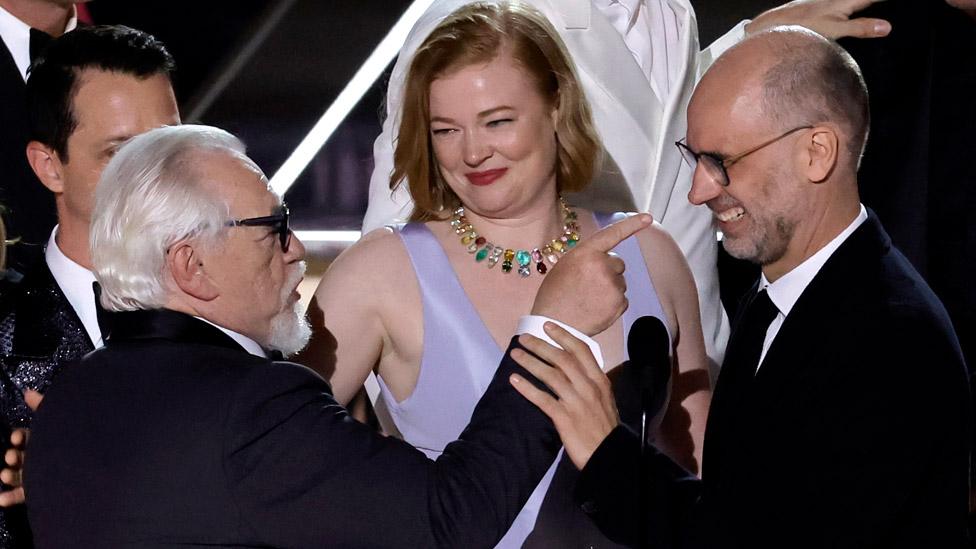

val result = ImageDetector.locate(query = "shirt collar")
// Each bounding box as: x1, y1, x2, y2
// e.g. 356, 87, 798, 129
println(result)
0, 4, 77, 81
44, 226, 101, 347
0, 4, 31, 81
195, 317, 268, 359
761, 204, 868, 316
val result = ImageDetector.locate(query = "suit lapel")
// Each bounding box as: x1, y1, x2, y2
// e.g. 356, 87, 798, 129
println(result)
1, 255, 93, 408
10, 257, 92, 359
753, 215, 887, 397
646, 0, 699, 217
706, 215, 889, 485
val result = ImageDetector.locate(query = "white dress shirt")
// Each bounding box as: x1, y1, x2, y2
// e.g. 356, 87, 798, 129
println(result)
45, 227, 101, 348
593, 0, 683, 103
756, 205, 869, 370
197, 318, 268, 359
0, 4, 77, 82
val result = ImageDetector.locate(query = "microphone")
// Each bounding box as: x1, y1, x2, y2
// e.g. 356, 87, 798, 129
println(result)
627, 316, 671, 454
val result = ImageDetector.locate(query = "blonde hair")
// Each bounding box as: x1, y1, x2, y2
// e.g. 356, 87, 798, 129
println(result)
393, 1, 601, 222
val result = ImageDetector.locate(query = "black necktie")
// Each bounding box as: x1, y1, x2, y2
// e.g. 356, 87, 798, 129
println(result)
29, 28, 53, 65
92, 281, 112, 343
727, 289, 780, 382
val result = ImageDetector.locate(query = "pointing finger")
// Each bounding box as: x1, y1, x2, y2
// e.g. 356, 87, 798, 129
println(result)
578, 213, 652, 253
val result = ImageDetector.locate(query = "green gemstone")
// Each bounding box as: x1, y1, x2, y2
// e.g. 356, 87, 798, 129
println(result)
566, 238, 578, 248
475, 247, 489, 261
515, 250, 531, 266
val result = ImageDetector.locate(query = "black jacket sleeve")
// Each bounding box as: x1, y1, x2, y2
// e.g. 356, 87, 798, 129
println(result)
574, 425, 704, 548
224, 337, 561, 548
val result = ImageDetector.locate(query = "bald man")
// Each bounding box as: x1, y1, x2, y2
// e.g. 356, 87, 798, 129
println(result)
530, 26, 970, 549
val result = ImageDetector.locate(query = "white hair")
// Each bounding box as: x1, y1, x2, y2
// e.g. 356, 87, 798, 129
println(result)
90, 124, 261, 312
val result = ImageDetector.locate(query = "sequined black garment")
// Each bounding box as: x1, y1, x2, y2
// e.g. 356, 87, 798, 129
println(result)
0, 246, 93, 548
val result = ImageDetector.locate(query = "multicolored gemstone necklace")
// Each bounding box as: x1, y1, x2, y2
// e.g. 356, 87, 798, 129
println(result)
450, 198, 581, 278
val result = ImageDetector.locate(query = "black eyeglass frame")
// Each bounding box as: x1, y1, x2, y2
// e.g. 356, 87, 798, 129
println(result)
226, 204, 292, 252
675, 125, 813, 187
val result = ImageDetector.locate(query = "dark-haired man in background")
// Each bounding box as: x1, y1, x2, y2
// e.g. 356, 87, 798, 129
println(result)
0, 24, 179, 547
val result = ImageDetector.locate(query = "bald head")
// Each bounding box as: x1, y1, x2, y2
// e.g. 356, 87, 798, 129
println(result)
685, 27, 870, 279
694, 26, 869, 172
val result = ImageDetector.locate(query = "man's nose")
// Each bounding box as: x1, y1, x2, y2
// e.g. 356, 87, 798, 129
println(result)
285, 231, 306, 262
687, 164, 723, 206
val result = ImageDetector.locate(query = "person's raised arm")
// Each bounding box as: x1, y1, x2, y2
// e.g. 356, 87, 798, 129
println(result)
747, 0, 891, 38
531, 214, 651, 336
512, 213, 654, 468
230, 214, 652, 548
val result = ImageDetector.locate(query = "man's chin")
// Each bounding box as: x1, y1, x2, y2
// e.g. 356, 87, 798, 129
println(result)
267, 310, 312, 358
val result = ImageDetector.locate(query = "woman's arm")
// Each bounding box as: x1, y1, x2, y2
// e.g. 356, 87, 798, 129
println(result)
296, 228, 416, 406
636, 223, 711, 475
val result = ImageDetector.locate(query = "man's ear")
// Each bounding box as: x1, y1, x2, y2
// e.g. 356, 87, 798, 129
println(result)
167, 241, 219, 302
802, 126, 839, 184
25, 141, 65, 193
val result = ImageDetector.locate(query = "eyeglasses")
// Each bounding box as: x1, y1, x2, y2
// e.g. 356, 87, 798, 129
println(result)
675, 125, 813, 187
226, 204, 292, 252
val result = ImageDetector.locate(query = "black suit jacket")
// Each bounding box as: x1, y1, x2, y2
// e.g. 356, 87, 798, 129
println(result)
0, 245, 91, 549
576, 212, 971, 548
25, 308, 561, 548
0, 38, 56, 245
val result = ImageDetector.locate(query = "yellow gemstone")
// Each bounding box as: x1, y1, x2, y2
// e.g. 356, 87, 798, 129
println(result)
504, 249, 515, 261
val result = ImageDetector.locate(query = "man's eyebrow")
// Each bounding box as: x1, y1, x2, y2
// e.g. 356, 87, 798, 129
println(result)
101, 135, 133, 147
699, 149, 727, 161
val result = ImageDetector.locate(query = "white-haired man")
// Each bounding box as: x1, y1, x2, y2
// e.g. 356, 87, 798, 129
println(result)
22, 124, 645, 548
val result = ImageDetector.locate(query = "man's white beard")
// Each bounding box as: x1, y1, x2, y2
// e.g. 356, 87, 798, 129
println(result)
267, 261, 312, 357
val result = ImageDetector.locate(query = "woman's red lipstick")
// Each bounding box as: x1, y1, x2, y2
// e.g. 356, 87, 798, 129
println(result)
465, 168, 508, 186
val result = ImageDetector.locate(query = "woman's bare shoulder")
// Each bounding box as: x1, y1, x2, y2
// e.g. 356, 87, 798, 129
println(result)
315, 227, 413, 298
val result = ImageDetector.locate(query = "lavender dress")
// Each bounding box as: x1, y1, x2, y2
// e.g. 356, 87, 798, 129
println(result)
377, 212, 671, 548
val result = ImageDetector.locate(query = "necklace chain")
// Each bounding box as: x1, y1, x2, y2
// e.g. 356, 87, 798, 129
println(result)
449, 198, 581, 278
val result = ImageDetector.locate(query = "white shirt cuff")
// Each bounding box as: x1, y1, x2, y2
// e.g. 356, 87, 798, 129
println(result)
515, 315, 606, 371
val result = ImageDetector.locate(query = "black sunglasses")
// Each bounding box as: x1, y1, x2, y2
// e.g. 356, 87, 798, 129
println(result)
226, 205, 292, 252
